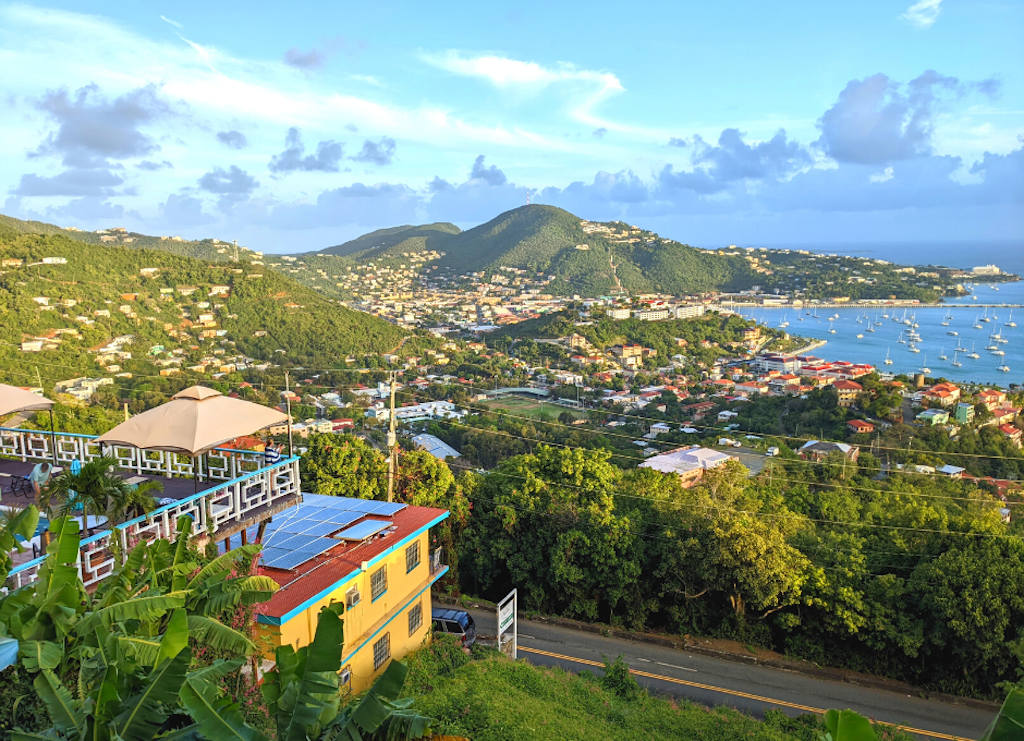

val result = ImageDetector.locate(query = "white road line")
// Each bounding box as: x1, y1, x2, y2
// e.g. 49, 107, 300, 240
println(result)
518, 634, 536, 639
637, 657, 652, 663
656, 661, 698, 673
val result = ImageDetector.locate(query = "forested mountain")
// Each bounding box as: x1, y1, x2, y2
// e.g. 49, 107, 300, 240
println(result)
313, 222, 461, 260
294, 205, 757, 296
0, 214, 259, 262
0, 227, 409, 387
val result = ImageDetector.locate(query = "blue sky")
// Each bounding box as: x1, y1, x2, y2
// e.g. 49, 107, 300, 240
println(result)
1, 0, 1021, 253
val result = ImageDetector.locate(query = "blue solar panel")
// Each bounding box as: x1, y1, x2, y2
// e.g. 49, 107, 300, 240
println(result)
277, 518, 315, 534
317, 497, 353, 509
322, 511, 363, 527
301, 521, 343, 538
271, 534, 318, 551
291, 537, 335, 555
373, 502, 407, 516
263, 551, 314, 570
260, 547, 288, 563
336, 520, 389, 541
344, 499, 381, 513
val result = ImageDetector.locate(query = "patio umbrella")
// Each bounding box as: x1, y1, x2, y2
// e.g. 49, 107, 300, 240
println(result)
0, 383, 57, 465
96, 386, 289, 490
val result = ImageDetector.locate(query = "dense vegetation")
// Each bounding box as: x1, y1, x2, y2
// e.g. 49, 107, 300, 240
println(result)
0, 228, 409, 389
403, 636, 854, 741
314, 222, 461, 260
300, 434, 1024, 699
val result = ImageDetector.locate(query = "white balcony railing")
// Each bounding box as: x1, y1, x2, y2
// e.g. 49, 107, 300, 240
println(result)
2, 427, 301, 591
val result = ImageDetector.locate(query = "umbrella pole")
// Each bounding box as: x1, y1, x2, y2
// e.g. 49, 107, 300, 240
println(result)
48, 408, 58, 467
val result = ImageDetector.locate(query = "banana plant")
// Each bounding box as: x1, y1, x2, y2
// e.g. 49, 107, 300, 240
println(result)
261, 602, 434, 741
980, 689, 1024, 741
0, 504, 40, 584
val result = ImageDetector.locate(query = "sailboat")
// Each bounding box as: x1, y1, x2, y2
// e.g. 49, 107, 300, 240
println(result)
992, 349, 1006, 356
919, 356, 931, 374
778, 314, 789, 328
897, 330, 907, 344
884, 347, 893, 365
951, 350, 962, 367
985, 334, 999, 351
981, 308, 991, 323
828, 320, 836, 335
947, 329, 958, 336
973, 316, 983, 329
967, 342, 980, 359
938, 347, 948, 361
941, 309, 951, 327
999, 363, 1010, 372
908, 343, 920, 353
1006, 310, 1016, 328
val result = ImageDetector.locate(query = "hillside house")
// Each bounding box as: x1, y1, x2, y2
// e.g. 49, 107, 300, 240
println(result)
799, 440, 859, 462
978, 389, 1007, 411
832, 380, 863, 408
639, 445, 738, 488
916, 409, 949, 426
847, 420, 875, 435
999, 424, 1022, 448
923, 382, 960, 408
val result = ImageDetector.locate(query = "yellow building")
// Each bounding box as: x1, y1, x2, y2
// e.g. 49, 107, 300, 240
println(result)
256, 495, 449, 695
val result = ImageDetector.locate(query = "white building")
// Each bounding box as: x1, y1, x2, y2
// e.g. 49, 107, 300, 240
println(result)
411, 433, 461, 460
674, 304, 706, 320
639, 446, 739, 488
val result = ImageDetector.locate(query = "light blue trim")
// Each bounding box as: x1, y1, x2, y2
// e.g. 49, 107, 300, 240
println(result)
344, 565, 448, 666
0, 426, 272, 456
257, 510, 450, 626
8, 456, 300, 577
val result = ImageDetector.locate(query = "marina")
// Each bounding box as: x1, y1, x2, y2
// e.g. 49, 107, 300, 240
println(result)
739, 282, 1024, 386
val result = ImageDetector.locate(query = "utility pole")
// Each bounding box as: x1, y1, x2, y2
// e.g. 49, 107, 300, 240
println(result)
386, 372, 398, 502
35, 366, 43, 389
284, 370, 294, 457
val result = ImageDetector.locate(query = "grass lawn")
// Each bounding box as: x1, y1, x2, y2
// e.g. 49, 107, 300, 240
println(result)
486, 396, 587, 422
397, 637, 910, 741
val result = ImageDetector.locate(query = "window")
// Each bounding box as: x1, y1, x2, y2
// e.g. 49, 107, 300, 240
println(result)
373, 633, 391, 670
408, 602, 423, 635
371, 565, 387, 601
405, 540, 421, 573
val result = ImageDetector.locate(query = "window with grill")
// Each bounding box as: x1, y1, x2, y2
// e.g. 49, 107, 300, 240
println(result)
373, 633, 391, 670
408, 602, 422, 635
405, 540, 421, 573
371, 565, 387, 601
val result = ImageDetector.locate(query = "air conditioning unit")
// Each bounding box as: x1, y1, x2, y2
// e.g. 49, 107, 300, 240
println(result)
340, 666, 352, 685
346, 587, 361, 608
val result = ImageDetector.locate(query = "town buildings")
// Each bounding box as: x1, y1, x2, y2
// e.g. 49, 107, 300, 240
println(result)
638, 445, 738, 488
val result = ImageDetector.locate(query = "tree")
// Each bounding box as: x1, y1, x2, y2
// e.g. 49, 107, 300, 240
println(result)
300, 433, 387, 498
42, 456, 162, 532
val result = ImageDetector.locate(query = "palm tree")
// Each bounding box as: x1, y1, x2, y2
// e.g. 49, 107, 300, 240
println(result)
43, 456, 162, 531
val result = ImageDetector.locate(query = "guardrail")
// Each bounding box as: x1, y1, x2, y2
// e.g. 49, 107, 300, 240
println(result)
0, 426, 269, 481
5, 451, 301, 591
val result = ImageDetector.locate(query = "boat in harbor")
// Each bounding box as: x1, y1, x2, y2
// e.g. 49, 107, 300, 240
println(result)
828, 321, 836, 335
1007, 310, 1016, 328
951, 351, 962, 367
909, 343, 920, 353
897, 331, 906, 344
884, 348, 893, 365
941, 309, 951, 326
919, 356, 931, 374
947, 330, 958, 336
981, 308, 991, 323
967, 342, 980, 359
999, 364, 1010, 372
938, 348, 948, 360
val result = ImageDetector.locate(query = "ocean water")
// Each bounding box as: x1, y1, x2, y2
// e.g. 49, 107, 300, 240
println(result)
737, 281, 1024, 388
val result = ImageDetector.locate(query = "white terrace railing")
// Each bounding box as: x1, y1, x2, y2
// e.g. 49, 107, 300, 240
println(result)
0, 426, 273, 482
1, 427, 301, 591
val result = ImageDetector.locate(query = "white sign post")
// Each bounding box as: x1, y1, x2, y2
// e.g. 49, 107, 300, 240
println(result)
497, 588, 517, 659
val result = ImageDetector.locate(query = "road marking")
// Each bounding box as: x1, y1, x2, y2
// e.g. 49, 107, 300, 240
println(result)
517, 646, 970, 741
637, 657, 651, 663
518, 634, 536, 639
656, 660, 697, 673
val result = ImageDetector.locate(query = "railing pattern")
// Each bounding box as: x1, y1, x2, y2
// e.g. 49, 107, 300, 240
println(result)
3, 426, 302, 591
0, 427, 268, 482
430, 546, 444, 575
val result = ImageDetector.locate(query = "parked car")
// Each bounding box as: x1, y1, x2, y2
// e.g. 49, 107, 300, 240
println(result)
766, 447, 780, 457
432, 608, 477, 647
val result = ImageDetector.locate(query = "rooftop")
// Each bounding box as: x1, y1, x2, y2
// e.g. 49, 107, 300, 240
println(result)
254, 494, 447, 622
639, 446, 735, 476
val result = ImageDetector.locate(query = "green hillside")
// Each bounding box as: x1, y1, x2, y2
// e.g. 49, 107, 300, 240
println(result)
313, 222, 461, 260
0, 228, 408, 388
293, 205, 758, 297
0, 214, 259, 263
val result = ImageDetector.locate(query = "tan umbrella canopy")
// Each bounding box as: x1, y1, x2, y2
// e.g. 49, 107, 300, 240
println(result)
96, 386, 288, 456
0, 383, 58, 464
0, 383, 55, 417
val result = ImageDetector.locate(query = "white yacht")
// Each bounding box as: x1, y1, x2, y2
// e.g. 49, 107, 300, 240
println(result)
897, 330, 907, 344
1006, 310, 1016, 328
947, 330, 958, 336
828, 321, 836, 335
856, 333, 864, 339
884, 348, 893, 365
981, 308, 991, 323
941, 309, 951, 327
908, 342, 920, 353
919, 356, 931, 374
951, 351, 962, 367
938, 348, 948, 361
967, 343, 980, 359
999, 364, 1010, 372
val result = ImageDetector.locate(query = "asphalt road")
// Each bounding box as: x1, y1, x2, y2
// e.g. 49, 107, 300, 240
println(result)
451, 606, 991, 741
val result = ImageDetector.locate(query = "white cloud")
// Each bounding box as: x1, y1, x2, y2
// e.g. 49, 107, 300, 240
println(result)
159, 15, 183, 30
422, 51, 624, 128
350, 74, 384, 87
869, 167, 894, 183
901, 0, 942, 29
